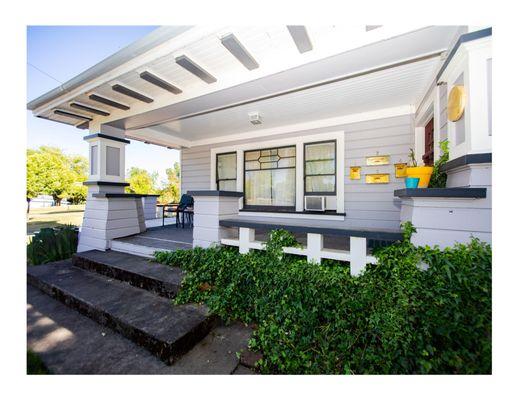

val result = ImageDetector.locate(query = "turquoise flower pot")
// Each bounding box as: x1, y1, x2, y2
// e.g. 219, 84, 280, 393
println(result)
405, 177, 420, 188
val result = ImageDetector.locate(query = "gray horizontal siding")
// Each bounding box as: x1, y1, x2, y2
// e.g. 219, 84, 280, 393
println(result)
181, 113, 414, 229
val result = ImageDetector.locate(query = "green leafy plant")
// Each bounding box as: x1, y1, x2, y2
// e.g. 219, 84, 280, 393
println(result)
27, 225, 78, 265
429, 139, 450, 188
155, 226, 491, 374
408, 148, 418, 167
27, 350, 50, 375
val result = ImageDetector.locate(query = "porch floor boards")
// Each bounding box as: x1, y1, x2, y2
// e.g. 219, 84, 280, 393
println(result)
112, 225, 193, 256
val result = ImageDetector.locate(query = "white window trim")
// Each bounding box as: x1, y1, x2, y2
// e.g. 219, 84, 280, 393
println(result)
210, 131, 345, 213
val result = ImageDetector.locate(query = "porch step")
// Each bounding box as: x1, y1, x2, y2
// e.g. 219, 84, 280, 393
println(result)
72, 250, 183, 299
27, 260, 216, 365
110, 239, 169, 258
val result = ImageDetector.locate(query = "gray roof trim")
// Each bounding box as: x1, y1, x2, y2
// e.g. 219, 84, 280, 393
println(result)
83, 133, 130, 144
83, 181, 129, 187
394, 188, 487, 198
436, 27, 492, 82
93, 193, 146, 198
187, 190, 244, 198
440, 153, 492, 172
27, 26, 193, 111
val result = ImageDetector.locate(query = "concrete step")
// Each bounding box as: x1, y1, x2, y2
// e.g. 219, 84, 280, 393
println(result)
28, 285, 253, 374
72, 250, 183, 299
28, 260, 216, 365
110, 239, 168, 258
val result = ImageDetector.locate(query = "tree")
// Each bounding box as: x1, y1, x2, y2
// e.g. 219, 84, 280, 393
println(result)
126, 167, 159, 194
26, 147, 88, 207
159, 162, 181, 204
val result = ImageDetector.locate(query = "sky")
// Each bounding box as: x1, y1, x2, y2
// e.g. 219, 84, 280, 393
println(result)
26, 26, 181, 185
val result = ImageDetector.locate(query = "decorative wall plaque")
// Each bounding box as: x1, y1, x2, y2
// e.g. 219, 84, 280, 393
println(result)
350, 166, 361, 180
447, 85, 466, 122
394, 163, 407, 178
365, 173, 390, 184
366, 155, 390, 166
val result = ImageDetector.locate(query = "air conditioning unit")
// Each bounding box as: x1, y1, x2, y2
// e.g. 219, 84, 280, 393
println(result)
304, 196, 326, 212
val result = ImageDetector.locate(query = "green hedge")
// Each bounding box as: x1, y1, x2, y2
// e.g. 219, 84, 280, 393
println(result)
27, 225, 78, 266
154, 225, 491, 374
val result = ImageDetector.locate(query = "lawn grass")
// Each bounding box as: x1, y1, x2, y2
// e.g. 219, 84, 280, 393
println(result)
27, 350, 50, 374
27, 204, 85, 236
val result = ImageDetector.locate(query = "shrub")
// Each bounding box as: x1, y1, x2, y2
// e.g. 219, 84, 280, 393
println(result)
27, 225, 78, 266
154, 226, 491, 374
27, 350, 50, 375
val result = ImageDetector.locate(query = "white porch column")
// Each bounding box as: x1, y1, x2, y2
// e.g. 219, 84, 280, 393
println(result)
78, 128, 146, 252
350, 236, 368, 276
439, 31, 492, 161
189, 190, 242, 248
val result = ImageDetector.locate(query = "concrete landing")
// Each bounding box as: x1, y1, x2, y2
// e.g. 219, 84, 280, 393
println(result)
27, 285, 254, 374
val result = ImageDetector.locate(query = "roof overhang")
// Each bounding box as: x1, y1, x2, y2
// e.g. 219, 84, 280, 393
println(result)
28, 25, 465, 145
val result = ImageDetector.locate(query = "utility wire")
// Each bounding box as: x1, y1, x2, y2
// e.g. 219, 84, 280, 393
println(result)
27, 62, 63, 84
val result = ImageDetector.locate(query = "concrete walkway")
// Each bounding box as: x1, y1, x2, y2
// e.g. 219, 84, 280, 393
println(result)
27, 285, 255, 374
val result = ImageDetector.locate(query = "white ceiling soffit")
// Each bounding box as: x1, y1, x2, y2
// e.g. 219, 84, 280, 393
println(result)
105, 25, 460, 133
145, 55, 441, 145
30, 26, 462, 128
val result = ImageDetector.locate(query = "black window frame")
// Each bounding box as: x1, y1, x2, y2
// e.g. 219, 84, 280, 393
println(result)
303, 139, 337, 196
216, 151, 237, 191
243, 145, 297, 211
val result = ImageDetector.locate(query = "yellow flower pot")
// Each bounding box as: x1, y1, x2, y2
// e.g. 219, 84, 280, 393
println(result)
406, 166, 434, 188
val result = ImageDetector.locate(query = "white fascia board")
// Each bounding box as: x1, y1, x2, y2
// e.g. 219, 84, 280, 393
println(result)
30, 25, 226, 116
126, 127, 191, 148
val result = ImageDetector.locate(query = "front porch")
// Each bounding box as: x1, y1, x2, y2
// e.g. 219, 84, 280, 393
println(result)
27, 25, 492, 273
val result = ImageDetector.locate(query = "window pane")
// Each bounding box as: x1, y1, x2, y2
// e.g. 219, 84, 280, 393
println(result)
217, 153, 236, 180
261, 162, 277, 169
305, 160, 335, 175
278, 157, 296, 168
258, 155, 280, 163
218, 180, 236, 191
245, 169, 296, 206
278, 147, 296, 157
305, 175, 335, 193
245, 161, 260, 170
245, 170, 272, 206
305, 142, 335, 161
245, 150, 260, 161
271, 169, 295, 206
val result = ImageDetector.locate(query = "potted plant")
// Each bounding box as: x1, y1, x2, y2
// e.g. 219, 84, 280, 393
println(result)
406, 148, 434, 188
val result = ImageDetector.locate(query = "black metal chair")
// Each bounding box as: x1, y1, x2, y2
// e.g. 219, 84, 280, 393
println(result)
174, 194, 194, 228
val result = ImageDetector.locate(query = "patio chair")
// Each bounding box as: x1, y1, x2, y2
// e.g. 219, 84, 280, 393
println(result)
161, 194, 194, 228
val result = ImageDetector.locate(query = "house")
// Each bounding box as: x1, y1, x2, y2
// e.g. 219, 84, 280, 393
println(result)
27, 25, 492, 275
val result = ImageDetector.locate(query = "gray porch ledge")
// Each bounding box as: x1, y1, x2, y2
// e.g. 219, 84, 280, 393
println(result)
440, 152, 492, 172
220, 216, 403, 241
92, 193, 146, 198
83, 181, 130, 186
187, 190, 244, 197
83, 133, 131, 144
394, 188, 487, 198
